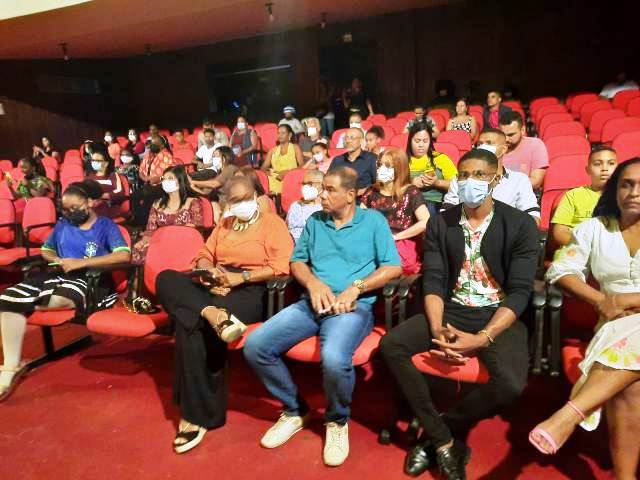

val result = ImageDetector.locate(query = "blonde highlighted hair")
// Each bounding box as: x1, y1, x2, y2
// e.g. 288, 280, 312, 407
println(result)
375, 147, 411, 201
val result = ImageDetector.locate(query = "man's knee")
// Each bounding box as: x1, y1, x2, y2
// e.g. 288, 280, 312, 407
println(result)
491, 373, 527, 406
321, 348, 352, 377
47, 295, 75, 309
155, 269, 182, 295
380, 331, 405, 359
243, 327, 270, 365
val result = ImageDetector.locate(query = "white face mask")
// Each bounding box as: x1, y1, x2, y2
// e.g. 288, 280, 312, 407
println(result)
232, 145, 242, 156
478, 143, 497, 155
128, 133, 136, 142
313, 152, 325, 162
104, 135, 113, 143
91, 161, 103, 172
307, 126, 318, 137
301, 184, 319, 201
458, 177, 494, 208
121, 155, 133, 164
349, 122, 361, 129
377, 165, 395, 183
161, 179, 179, 193
237, 122, 246, 130
228, 198, 258, 221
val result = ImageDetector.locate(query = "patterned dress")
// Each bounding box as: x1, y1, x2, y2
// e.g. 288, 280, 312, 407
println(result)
546, 217, 640, 430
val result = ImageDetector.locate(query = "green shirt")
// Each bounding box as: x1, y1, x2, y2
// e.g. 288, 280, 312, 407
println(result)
551, 186, 601, 229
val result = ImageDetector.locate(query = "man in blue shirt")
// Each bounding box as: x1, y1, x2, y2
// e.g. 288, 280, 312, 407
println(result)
329, 128, 378, 195
244, 167, 401, 467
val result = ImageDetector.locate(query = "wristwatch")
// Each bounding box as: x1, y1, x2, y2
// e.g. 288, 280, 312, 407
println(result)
242, 270, 252, 283
352, 279, 365, 294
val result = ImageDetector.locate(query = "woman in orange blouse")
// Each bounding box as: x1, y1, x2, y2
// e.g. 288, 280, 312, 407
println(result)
156, 175, 293, 455
139, 137, 176, 186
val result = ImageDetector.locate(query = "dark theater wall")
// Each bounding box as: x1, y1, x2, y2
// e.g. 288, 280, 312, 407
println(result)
0, 0, 637, 160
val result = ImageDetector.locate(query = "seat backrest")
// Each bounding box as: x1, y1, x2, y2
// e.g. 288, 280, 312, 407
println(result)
396, 111, 414, 121
612, 131, 640, 162
380, 125, 396, 143
116, 136, 128, 148
63, 155, 83, 168
544, 135, 591, 162
385, 118, 407, 134
565, 91, 593, 111
253, 169, 270, 194
428, 113, 446, 133
0, 160, 13, 172
470, 111, 483, 133
60, 175, 85, 192
389, 133, 409, 149
44, 165, 58, 182
543, 154, 590, 192
626, 97, 640, 117
41, 156, 59, 171
0, 198, 16, 245
601, 117, 640, 144
60, 163, 84, 177
433, 142, 460, 166
544, 191, 567, 260
530, 97, 559, 118
360, 120, 373, 132
579, 99, 611, 128
9, 167, 24, 182
64, 149, 81, 161
328, 148, 347, 159
540, 189, 567, 231
198, 197, 215, 230
429, 108, 451, 122
186, 133, 198, 149
436, 130, 471, 153
172, 148, 193, 165
144, 226, 204, 295
612, 89, 640, 111
111, 225, 132, 293
330, 128, 349, 148
259, 126, 279, 151
468, 105, 484, 115
588, 109, 626, 142
539, 113, 574, 137
22, 197, 57, 245
535, 104, 568, 125
280, 168, 307, 214
541, 121, 586, 141
569, 93, 599, 117
367, 114, 387, 126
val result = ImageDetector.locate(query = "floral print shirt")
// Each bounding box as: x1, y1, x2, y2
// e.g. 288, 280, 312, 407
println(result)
451, 208, 505, 307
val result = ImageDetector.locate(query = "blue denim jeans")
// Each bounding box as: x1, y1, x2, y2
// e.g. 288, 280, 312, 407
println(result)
244, 298, 374, 424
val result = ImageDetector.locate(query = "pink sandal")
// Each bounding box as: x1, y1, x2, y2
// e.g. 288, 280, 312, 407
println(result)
529, 401, 586, 455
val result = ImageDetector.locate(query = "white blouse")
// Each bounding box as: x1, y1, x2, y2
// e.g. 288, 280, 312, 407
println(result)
546, 217, 640, 295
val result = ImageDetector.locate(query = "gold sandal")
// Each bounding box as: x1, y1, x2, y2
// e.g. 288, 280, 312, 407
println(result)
208, 308, 247, 343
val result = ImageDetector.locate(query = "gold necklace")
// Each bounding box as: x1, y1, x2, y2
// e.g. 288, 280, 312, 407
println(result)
232, 210, 260, 231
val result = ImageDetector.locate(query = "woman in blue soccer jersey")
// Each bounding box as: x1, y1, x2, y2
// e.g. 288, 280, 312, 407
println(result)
0, 180, 131, 400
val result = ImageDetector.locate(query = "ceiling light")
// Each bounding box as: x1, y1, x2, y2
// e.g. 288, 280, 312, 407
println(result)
265, 3, 274, 22
58, 42, 69, 61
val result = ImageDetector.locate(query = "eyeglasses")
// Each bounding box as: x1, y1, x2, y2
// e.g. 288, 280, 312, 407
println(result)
457, 170, 498, 181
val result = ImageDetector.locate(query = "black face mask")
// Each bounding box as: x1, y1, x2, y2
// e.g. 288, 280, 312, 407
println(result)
149, 144, 161, 154
64, 209, 90, 226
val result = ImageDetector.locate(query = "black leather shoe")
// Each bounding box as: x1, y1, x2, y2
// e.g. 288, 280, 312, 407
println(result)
404, 441, 435, 477
436, 440, 471, 480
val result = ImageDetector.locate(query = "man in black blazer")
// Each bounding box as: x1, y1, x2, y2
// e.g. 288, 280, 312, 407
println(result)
380, 148, 539, 480
482, 90, 512, 130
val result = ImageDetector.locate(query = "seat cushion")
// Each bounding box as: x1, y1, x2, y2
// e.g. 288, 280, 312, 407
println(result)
411, 351, 490, 384
228, 322, 263, 350
86, 306, 169, 337
0, 248, 41, 266
28, 308, 77, 326
285, 326, 385, 366
562, 339, 587, 385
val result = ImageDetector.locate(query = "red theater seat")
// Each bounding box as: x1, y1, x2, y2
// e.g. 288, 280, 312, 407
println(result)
562, 340, 587, 385
578, 100, 611, 128
367, 114, 387, 126
569, 93, 599, 119
601, 117, 640, 144
411, 352, 489, 384
389, 133, 409, 149
541, 121, 586, 141
280, 168, 306, 213
436, 130, 471, 154
535, 104, 568, 126
530, 97, 559, 119
544, 135, 591, 161
543, 154, 590, 191
612, 89, 640, 111
433, 142, 460, 166
626, 97, 640, 117
386, 118, 407, 135
612, 131, 640, 161
588, 109, 626, 142
539, 113, 574, 138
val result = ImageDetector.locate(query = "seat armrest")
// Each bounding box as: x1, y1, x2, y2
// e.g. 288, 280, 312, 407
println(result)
546, 283, 564, 377
397, 274, 422, 323
382, 278, 401, 330
275, 275, 294, 312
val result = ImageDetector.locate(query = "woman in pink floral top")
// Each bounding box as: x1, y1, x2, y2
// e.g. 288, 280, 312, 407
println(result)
132, 165, 203, 264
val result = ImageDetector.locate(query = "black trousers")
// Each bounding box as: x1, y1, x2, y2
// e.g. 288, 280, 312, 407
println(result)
380, 302, 529, 448
156, 270, 266, 429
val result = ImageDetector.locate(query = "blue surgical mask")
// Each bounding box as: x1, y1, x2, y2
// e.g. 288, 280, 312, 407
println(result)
458, 177, 494, 208
91, 161, 103, 171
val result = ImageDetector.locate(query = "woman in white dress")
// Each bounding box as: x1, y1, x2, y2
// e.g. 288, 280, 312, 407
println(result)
529, 157, 640, 480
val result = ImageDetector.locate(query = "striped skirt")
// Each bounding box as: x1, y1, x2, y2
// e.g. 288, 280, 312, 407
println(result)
0, 271, 117, 314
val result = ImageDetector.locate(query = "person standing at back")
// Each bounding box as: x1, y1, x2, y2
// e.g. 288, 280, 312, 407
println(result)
482, 90, 512, 130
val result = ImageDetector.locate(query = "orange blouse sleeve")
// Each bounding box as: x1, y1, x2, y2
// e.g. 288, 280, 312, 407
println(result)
263, 214, 294, 276
192, 223, 220, 266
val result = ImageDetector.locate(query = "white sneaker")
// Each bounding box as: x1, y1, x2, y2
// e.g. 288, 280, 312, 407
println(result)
260, 412, 310, 448
323, 422, 349, 467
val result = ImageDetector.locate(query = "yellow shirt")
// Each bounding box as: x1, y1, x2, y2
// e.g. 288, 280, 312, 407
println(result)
409, 152, 458, 203
269, 143, 298, 193
551, 186, 601, 228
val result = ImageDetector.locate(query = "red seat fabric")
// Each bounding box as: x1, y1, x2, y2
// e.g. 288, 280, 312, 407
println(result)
433, 142, 460, 166
578, 100, 611, 128
0, 248, 42, 266
87, 307, 170, 337
544, 135, 591, 162
612, 89, 640, 111
285, 326, 385, 366
330, 128, 349, 148
562, 340, 587, 385
254, 169, 270, 195
436, 130, 471, 154
429, 108, 451, 122
396, 111, 414, 121
601, 117, 640, 144
540, 189, 568, 230
360, 120, 373, 132
228, 322, 263, 350
626, 97, 640, 117
412, 351, 490, 384
280, 168, 307, 213
199, 197, 215, 230
612, 131, 640, 162
569, 93, 599, 119
28, 309, 78, 327
535, 104, 568, 126
328, 148, 347, 159
543, 154, 590, 192
172, 149, 193, 166
389, 133, 409, 149
530, 97, 559, 119
0, 160, 14, 172
0, 198, 16, 245
588, 109, 626, 142
539, 113, 574, 138
428, 113, 446, 133
541, 121, 586, 141
385, 118, 407, 135
380, 125, 396, 143
259, 126, 279, 151
367, 114, 387, 126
